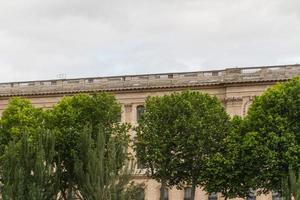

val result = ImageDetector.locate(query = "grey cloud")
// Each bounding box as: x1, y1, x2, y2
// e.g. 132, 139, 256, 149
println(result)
0, 0, 299, 82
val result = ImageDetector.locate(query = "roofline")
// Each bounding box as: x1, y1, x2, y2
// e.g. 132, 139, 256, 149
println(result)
0, 78, 291, 98
1, 64, 299, 85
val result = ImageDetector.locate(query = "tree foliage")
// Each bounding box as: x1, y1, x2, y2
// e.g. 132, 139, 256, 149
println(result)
0, 93, 141, 200
45, 93, 130, 198
203, 116, 268, 199
244, 77, 300, 193
74, 126, 138, 200
204, 77, 300, 199
0, 130, 58, 200
135, 91, 230, 200
0, 97, 43, 154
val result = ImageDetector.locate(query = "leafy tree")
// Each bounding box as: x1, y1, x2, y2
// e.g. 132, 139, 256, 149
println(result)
203, 116, 268, 199
0, 93, 142, 200
121, 182, 145, 200
205, 78, 300, 199
46, 93, 130, 199
135, 91, 230, 200
243, 77, 300, 193
0, 130, 58, 200
0, 97, 43, 155
204, 116, 244, 199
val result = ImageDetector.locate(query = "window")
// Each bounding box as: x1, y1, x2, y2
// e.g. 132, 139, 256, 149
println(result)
136, 187, 145, 200
137, 157, 145, 169
272, 191, 281, 200
136, 105, 145, 122
246, 189, 256, 200
161, 187, 168, 200
208, 192, 218, 200
184, 187, 192, 200
117, 111, 122, 122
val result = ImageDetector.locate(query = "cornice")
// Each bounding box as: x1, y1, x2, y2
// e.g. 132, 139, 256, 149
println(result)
0, 65, 299, 97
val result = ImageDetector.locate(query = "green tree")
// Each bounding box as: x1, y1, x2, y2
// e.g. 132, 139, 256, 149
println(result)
205, 78, 300, 199
46, 93, 130, 199
244, 77, 300, 194
0, 130, 58, 200
135, 91, 230, 200
203, 116, 268, 199
288, 168, 300, 200
74, 126, 139, 200
0, 97, 43, 155
121, 182, 145, 200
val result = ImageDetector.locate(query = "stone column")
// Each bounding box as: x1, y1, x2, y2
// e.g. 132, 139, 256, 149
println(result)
169, 187, 184, 200
145, 180, 161, 200
195, 187, 208, 200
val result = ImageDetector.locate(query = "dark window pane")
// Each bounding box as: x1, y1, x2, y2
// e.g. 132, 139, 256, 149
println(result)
184, 187, 192, 200
137, 188, 145, 200
137, 158, 145, 169
161, 187, 169, 200
117, 112, 122, 122
272, 191, 281, 200
136, 105, 145, 122
208, 192, 218, 200
246, 189, 256, 200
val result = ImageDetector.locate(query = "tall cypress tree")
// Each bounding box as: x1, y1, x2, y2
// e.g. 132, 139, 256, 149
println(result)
0, 130, 58, 200
74, 125, 140, 200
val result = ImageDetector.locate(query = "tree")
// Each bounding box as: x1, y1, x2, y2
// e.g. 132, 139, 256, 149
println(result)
243, 77, 300, 194
0, 97, 59, 199
204, 78, 300, 199
45, 93, 130, 199
74, 125, 139, 200
288, 168, 300, 200
135, 91, 230, 200
0, 130, 58, 200
203, 116, 268, 199
0, 93, 142, 200
281, 167, 300, 200
0, 97, 43, 155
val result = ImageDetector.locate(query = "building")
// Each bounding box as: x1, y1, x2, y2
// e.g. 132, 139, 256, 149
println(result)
0, 64, 299, 200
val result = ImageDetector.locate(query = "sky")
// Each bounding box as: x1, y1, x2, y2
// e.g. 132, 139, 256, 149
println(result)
0, 0, 300, 82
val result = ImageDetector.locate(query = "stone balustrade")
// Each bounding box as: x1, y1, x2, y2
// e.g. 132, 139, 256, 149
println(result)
0, 64, 299, 97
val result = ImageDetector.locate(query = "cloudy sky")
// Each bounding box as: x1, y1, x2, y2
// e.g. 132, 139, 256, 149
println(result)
0, 0, 299, 82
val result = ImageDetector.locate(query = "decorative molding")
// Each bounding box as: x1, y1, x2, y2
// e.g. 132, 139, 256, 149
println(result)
225, 96, 243, 102
0, 65, 299, 97
242, 96, 256, 116
124, 104, 133, 112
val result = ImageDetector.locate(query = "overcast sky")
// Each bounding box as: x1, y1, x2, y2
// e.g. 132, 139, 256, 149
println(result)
0, 0, 299, 82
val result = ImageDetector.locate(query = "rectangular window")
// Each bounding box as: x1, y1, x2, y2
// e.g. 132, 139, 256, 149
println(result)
136, 105, 145, 122
137, 188, 145, 200
184, 187, 192, 200
137, 157, 145, 169
272, 191, 281, 200
208, 193, 218, 200
161, 187, 168, 200
246, 189, 256, 200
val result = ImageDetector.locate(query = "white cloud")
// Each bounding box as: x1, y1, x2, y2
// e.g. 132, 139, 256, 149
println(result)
0, 0, 299, 82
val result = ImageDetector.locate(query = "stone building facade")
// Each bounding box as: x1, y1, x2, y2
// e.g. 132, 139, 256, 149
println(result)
0, 64, 299, 200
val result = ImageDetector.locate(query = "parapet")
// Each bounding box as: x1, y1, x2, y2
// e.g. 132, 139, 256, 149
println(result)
0, 64, 299, 97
